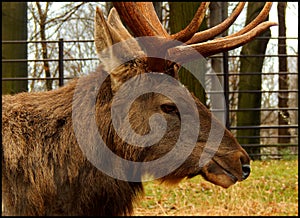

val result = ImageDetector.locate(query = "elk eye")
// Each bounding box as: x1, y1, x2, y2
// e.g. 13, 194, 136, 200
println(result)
161, 104, 178, 114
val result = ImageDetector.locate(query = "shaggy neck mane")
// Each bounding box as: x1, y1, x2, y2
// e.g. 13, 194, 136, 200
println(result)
2, 65, 144, 216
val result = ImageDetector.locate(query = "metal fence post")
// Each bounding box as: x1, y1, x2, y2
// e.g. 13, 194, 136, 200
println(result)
223, 51, 230, 129
58, 38, 64, 87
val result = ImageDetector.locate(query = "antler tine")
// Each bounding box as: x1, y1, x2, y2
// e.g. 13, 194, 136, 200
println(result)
171, 2, 210, 42
135, 2, 169, 37
168, 2, 276, 63
224, 2, 273, 39
168, 21, 277, 62
113, 2, 169, 38
113, 2, 155, 37
186, 2, 246, 45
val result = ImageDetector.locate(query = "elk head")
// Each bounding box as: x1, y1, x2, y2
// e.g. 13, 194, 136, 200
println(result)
80, 2, 276, 188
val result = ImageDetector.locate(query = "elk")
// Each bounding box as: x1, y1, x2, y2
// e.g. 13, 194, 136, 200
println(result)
2, 2, 275, 216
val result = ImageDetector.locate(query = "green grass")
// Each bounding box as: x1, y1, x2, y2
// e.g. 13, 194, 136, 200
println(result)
134, 159, 298, 216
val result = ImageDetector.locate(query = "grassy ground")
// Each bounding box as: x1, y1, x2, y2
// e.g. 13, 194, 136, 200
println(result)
134, 159, 298, 216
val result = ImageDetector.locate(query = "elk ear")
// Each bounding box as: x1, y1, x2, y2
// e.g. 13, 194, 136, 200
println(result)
95, 6, 143, 60
106, 7, 144, 60
94, 7, 113, 56
95, 7, 146, 94
107, 7, 147, 94
107, 8, 133, 43
95, 6, 125, 74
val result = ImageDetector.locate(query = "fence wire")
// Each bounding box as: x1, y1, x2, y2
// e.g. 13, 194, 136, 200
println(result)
2, 37, 298, 160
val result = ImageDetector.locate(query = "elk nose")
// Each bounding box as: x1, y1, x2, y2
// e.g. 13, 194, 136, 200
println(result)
242, 164, 251, 180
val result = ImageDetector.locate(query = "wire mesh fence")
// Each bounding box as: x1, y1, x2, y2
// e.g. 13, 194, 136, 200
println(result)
2, 37, 298, 160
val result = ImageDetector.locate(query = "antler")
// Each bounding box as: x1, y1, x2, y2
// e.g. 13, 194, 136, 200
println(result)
113, 2, 169, 38
113, 2, 276, 62
113, 2, 210, 41
185, 2, 246, 44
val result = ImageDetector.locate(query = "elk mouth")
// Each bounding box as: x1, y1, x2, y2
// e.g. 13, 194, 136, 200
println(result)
218, 164, 238, 183
187, 159, 239, 188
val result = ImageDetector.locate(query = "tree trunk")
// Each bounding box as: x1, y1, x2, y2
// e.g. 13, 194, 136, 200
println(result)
153, 2, 162, 21
209, 2, 228, 123
169, 2, 207, 105
237, 2, 271, 160
2, 2, 28, 94
277, 2, 291, 154
36, 2, 52, 91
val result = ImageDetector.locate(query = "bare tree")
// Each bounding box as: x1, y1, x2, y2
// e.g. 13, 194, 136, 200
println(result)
237, 2, 272, 160
277, 2, 291, 152
27, 2, 94, 91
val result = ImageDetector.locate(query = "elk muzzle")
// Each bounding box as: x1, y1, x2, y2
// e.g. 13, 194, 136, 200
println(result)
207, 149, 250, 188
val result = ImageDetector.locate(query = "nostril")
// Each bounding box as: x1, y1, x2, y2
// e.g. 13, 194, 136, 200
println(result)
242, 164, 251, 180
